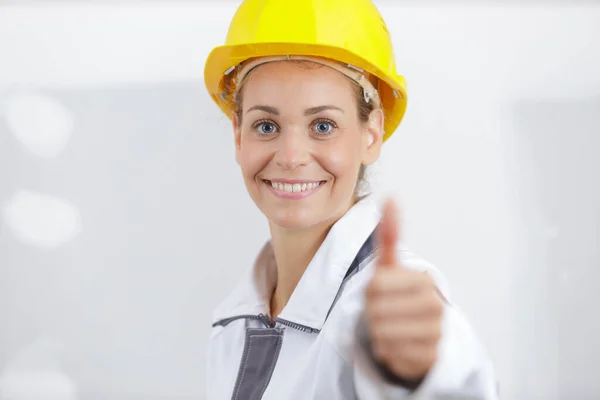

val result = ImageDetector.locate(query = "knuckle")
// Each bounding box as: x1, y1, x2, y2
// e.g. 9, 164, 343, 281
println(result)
401, 269, 418, 280
418, 321, 440, 342
424, 346, 438, 366
431, 328, 442, 343
410, 271, 428, 283
429, 297, 444, 315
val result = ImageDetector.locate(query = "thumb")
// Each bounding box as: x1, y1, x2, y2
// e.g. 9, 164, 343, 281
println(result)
377, 198, 401, 268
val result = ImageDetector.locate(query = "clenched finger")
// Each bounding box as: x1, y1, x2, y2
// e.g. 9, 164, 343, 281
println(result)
367, 292, 443, 321
367, 269, 434, 296
370, 320, 442, 344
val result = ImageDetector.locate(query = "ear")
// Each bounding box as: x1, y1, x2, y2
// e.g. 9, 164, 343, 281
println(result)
361, 108, 384, 166
233, 114, 242, 165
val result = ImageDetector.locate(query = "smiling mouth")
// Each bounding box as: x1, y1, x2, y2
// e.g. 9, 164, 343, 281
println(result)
263, 180, 326, 193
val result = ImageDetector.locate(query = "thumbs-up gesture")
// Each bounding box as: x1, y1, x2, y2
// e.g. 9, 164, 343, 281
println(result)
365, 199, 443, 381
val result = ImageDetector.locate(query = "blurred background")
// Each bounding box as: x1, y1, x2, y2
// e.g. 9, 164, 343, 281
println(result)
0, 1, 599, 399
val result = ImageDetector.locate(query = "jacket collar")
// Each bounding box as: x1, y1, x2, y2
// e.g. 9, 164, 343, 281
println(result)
212, 195, 381, 331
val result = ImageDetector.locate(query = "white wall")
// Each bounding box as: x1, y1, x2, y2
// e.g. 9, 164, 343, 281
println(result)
0, 2, 599, 399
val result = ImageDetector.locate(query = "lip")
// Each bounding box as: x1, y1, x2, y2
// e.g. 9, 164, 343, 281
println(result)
266, 179, 323, 184
263, 179, 326, 200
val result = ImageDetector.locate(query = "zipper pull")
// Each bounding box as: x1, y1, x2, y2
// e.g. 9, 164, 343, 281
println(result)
258, 313, 275, 328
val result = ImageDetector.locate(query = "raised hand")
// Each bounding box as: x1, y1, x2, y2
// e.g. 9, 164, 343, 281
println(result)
365, 199, 443, 381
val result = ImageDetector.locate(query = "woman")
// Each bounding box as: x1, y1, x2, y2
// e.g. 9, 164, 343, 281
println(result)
203, 0, 497, 399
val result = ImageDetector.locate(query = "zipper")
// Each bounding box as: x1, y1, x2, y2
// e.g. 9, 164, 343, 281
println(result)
273, 317, 320, 334
213, 314, 273, 329
260, 313, 320, 334
214, 313, 319, 333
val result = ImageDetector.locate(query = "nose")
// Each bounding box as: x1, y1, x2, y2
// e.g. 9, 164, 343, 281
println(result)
274, 129, 311, 170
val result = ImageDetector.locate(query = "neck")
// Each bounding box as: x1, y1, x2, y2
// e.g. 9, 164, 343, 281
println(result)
268, 221, 330, 318
266, 194, 364, 318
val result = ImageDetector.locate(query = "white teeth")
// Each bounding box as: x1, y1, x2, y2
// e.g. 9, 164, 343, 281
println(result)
269, 181, 323, 193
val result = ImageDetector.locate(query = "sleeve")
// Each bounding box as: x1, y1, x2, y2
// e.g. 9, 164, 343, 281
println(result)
351, 248, 499, 400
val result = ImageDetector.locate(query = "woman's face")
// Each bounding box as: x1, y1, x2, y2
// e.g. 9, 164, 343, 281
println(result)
233, 61, 384, 230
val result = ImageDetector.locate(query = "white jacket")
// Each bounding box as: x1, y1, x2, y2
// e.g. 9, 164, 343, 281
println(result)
207, 196, 498, 399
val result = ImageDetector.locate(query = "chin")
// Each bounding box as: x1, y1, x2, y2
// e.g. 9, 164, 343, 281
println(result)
265, 206, 323, 231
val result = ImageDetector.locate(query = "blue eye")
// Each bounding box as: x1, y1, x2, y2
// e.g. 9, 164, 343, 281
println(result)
313, 120, 334, 135
255, 121, 278, 135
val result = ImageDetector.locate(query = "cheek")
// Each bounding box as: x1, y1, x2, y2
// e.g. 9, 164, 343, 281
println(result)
316, 141, 362, 182
237, 140, 271, 181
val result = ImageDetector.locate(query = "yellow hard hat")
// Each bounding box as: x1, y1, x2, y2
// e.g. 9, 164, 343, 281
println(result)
204, 0, 407, 142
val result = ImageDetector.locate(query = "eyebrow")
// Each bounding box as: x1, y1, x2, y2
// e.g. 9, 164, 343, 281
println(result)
245, 105, 344, 116
304, 105, 344, 115
247, 105, 279, 115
